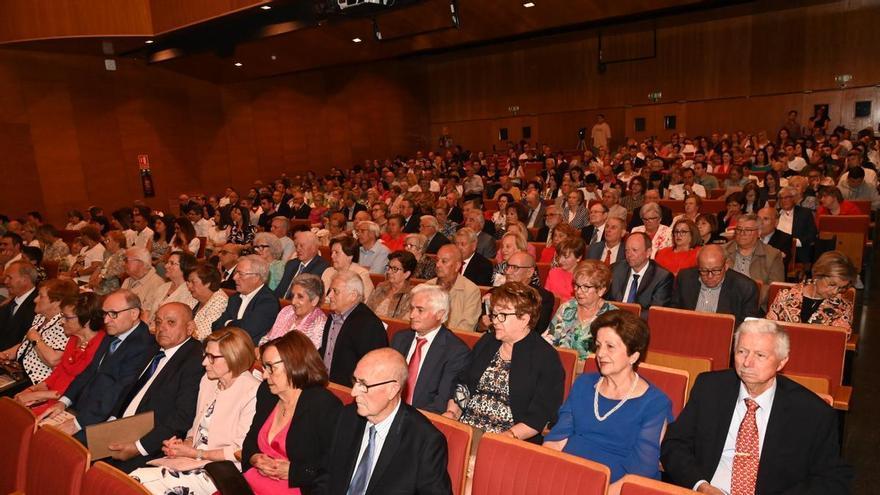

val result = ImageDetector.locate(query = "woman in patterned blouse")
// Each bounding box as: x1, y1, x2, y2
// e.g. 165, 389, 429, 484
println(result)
187, 263, 229, 341
261, 274, 327, 350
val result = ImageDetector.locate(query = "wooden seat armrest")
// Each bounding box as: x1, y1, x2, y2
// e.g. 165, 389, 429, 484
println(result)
832, 386, 852, 411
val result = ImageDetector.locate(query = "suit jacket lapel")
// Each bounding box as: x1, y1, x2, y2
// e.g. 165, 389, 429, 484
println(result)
757, 378, 789, 482
636, 263, 656, 298
716, 275, 735, 314
367, 405, 406, 494
710, 371, 741, 465
415, 329, 447, 401
137, 339, 194, 412
342, 415, 368, 489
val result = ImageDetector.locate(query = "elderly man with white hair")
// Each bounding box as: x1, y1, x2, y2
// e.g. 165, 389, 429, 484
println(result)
420, 215, 451, 255
319, 270, 388, 385
274, 230, 330, 299
662, 319, 852, 494
390, 284, 470, 413
120, 247, 167, 320
211, 255, 279, 343
356, 220, 390, 274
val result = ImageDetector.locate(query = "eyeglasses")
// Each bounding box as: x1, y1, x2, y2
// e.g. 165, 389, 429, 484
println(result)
385, 264, 404, 273
351, 377, 398, 393
252, 244, 270, 250
574, 283, 600, 292
505, 263, 534, 271
262, 359, 284, 374
698, 268, 724, 277
203, 351, 225, 364
233, 271, 259, 278
642, 216, 660, 222
103, 307, 136, 319
489, 312, 518, 323
734, 227, 759, 234
673, 230, 691, 235
60, 313, 79, 321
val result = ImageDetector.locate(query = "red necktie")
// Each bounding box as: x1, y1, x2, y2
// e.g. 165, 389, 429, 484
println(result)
405, 337, 427, 405
731, 398, 760, 495
604, 249, 612, 265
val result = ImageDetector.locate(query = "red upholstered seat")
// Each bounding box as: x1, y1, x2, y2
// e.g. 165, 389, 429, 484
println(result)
19, 425, 89, 495
618, 474, 698, 494
452, 329, 482, 349
614, 302, 643, 318
471, 432, 609, 495
422, 410, 473, 495
0, 397, 36, 494
557, 347, 578, 401
700, 199, 726, 214
536, 262, 551, 286
82, 462, 151, 495
647, 307, 735, 371
775, 321, 850, 410
382, 317, 411, 342
369, 272, 385, 288
528, 242, 545, 261
582, 358, 689, 418
327, 382, 355, 406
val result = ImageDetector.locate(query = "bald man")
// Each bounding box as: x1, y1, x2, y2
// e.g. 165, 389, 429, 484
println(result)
673, 245, 761, 326
104, 302, 203, 471
319, 348, 452, 495
427, 244, 481, 331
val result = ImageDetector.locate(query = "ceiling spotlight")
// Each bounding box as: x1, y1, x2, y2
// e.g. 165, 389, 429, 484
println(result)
234, 62, 243, 67
270, 55, 277, 60
145, 40, 154, 44
523, 2, 535, 7
352, 37, 362, 43
260, 5, 271, 10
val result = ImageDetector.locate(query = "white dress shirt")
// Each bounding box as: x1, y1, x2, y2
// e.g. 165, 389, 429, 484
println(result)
701, 380, 778, 493
234, 284, 265, 321
603, 242, 622, 263
405, 327, 441, 378
461, 254, 475, 275
624, 262, 650, 298
350, 399, 402, 488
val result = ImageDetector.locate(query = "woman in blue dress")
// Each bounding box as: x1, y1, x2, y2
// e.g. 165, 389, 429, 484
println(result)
544, 310, 672, 493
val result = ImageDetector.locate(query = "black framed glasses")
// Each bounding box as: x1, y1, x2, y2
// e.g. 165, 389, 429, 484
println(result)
60, 313, 79, 321
698, 268, 724, 277
262, 359, 284, 374
574, 283, 600, 292
385, 265, 403, 273
351, 377, 398, 393
505, 263, 535, 271
103, 307, 137, 319
203, 351, 225, 364
489, 312, 518, 323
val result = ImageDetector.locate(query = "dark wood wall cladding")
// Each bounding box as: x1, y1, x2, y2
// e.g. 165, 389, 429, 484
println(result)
427, 1, 880, 151
0, 0, 152, 42
149, 0, 266, 34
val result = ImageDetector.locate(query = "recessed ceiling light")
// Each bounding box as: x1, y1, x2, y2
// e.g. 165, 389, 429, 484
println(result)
260, 5, 271, 10
145, 40, 154, 44
523, 2, 535, 7
270, 55, 277, 60
352, 37, 362, 43
234, 62, 243, 67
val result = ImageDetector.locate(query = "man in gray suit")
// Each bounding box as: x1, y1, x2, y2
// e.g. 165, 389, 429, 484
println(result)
464, 210, 497, 260
390, 284, 470, 414
608, 232, 673, 318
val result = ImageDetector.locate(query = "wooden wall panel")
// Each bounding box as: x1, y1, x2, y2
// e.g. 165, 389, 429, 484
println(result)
0, 0, 152, 42
149, 0, 265, 34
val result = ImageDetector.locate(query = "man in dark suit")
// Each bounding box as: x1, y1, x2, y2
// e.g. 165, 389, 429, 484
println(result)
586, 217, 626, 264
320, 270, 388, 386
445, 191, 464, 225
464, 210, 497, 259
216, 243, 241, 290
257, 193, 280, 232
274, 231, 330, 299
580, 202, 608, 246
42, 290, 159, 439
662, 319, 852, 494
318, 348, 452, 495
103, 302, 203, 472
212, 255, 280, 343
673, 245, 761, 327
0, 261, 38, 349
400, 198, 421, 234
420, 215, 452, 255
505, 251, 555, 334
341, 193, 367, 223
456, 227, 493, 286
523, 191, 547, 230
289, 191, 311, 220
628, 190, 673, 229
272, 189, 292, 219
758, 207, 794, 262
777, 187, 818, 263
535, 205, 562, 244
608, 232, 673, 318
391, 285, 469, 413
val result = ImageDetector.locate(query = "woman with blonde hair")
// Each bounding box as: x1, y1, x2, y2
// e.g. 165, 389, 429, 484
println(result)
767, 250, 856, 330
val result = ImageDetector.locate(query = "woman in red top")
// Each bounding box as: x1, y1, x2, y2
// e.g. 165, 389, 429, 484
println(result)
380, 214, 407, 252
654, 219, 701, 276
816, 186, 862, 226
14, 292, 105, 415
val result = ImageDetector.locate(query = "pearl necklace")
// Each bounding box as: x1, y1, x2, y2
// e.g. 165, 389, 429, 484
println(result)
593, 372, 640, 422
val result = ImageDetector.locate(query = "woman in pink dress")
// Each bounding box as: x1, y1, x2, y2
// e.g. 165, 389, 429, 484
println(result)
261, 274, 327, 350
240, 331, 343, 495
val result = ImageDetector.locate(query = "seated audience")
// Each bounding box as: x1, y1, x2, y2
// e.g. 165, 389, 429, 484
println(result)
837, 165, 880, 210
14, 292, 105, 415
740, 182, 766, 214
501, 251, 554, 334
723, 213, 785, 305
456, 227, 493, 286
151, 216, 174, 269
171, 217, 200, 255
154, 252, 199, 316
366, 250, 416, 320
270, 216, 295, 261
586, 216, 626, 264
36, 225, 70, 263
544, 260, 618, 359
380, 214, 408, 252
356, 220, 390, 274
671, 195, 702, 226
320, 270, 388, 385
608, 233, 673, 318
69, 226, 106, 284
544, 236, 586, 300
757, 206, 793, 259
212, 255, 280, 343
464, 209, 498, 259
0, 278, 79, 393
545, 310, 673, 486
405, 233, 436, 280
539, 222, 578, 263
536, 204, 562, 244
226, 205, 257, 246
88, 230, 126, 294
631, 202, 672, 258
321, 234, 374, 300
661, 319, 853, 494
581, 202, 609, 247
252, 232, 286, 290
121, 247, 168, 319
445, 282, 564, 443
263, 273, 327, 349
776, 186, 818, 264
274, 231, 329, 299
0, 260, 38, 349
767, 250, 855, 329
493, 232, 527, 286
717, 192, 743, 235
695, 213, 725, 246
562, 189, 589, 230
65, 210, 88, 231
816, 185, 863, 225
186, 263, 229, 340
130, 328, 260, 495
673, 245, 760, 326
654, 219, 701, 276
420, 215, 452, 255
319, 348, 452, 494
427, 244, 481, 331
391, 284, 469, 413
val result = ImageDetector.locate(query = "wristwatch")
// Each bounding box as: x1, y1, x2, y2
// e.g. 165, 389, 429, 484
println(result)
196, 449, 204, 461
